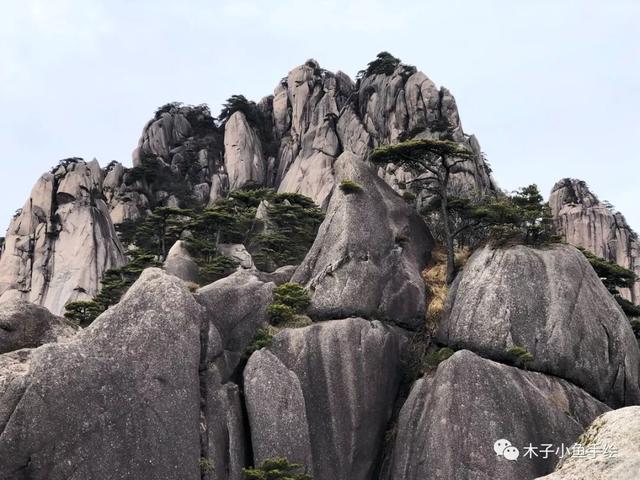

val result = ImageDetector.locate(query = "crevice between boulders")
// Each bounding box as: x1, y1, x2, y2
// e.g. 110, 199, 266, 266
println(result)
198, 315, 210, 480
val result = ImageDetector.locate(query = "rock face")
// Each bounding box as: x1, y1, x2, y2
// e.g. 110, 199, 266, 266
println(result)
244, 318, 405, 480
537, 406, 640, 480
195, 269, 275, 353
223, 111, 267, 190
0, 160, 127, 315
0, 268, 204, 480
0, 300, 77, 354
550, 178, 640, 303
120, 59, 494, 219
386, 350, 609, 480
164, 240, 200, 283
292, 152, 432, 328
438, 244, 640, 407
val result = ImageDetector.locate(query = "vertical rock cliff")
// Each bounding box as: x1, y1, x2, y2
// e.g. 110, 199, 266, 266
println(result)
0, 159, 126, 315
550, 178, 640, 303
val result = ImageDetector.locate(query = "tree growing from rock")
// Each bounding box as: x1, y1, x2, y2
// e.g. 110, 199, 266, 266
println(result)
371, 139, 476, 283
579, 247, 640, 320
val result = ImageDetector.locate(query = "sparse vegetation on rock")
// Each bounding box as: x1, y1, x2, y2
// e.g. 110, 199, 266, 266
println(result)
339, 179, 363, 194
267, 283, 311, 326
243, 457, 312, 480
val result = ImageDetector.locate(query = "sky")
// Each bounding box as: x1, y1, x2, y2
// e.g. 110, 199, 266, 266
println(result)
1, 0, 638, 233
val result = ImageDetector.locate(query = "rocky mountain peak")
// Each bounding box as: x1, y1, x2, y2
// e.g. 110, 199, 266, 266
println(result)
550, 177, 639, 303
1, 54, 637, 480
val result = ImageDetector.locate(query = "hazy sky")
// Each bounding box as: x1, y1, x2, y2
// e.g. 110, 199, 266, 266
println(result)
1, 0, 638, 233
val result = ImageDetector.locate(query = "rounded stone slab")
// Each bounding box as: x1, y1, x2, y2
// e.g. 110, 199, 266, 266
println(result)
438, 244, 640, 407
386, 350, 609, 480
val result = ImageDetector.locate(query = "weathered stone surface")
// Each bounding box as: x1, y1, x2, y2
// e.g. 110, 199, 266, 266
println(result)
244, 318, 405, 480
0, 160, 127, 315
439, 244, 640, 407
224, 111, 267, 190
244, 349, 312, 469
217, 243, 254, 269
202, 365, 246, 480
259, 264, 297, 285
292, 152, 432, 328
0, 300, 77, 354
386, 350, 610, 480
537, 406, 640, 480
164, 240, 199, 283
550, 178, 640, 303
196, 269, 274, 353
0, 268, 204, 480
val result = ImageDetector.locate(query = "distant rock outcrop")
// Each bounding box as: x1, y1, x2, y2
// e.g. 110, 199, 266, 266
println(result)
550, 178, 640, 303
438, 244, 640, 407
116, 59, 495, 221
0, 160, 127, 315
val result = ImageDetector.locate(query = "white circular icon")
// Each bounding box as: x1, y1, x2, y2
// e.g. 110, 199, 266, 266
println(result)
503, 446, 520, 461
494, 439, 512, 456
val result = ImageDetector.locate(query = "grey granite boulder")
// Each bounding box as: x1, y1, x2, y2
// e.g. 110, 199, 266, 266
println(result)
537, 406, 640, 480
0, 299, 77, 354
164, 240, 200, 283
438, 244, 640, 407
292, 153, 432, 328
386, 350, 609, 480
0, 268, 204, 480
196, 269, 275, 353
244, 318, 406, 480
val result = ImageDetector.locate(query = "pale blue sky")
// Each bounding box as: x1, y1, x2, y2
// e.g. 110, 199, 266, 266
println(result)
1, 0, 638, 232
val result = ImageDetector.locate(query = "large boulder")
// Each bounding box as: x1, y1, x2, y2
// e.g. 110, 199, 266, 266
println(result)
195, 269, 275, 354
223, 111, 267, 190
0, 300, 77, 354
0, 268, 204, 480
244, 318, 406, 480
164, 240, 200, 283
386, 350, 609, 480
438, 244, 640, 407
292, 152, 432, 328
537, 406, 640, 480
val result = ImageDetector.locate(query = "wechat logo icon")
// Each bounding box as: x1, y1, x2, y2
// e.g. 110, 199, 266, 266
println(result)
494, 439, 520, 461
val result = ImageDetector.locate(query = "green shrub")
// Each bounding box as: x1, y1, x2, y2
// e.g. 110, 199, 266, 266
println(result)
272, 283, 311, 312
506, 346, 534, 368
196, 255, 238, 284
243, 457, 312, 480
267, 303, 296, 325
199, 457, 214, 474
357, 52, 402, 78
64, 300, 105, 327
402, 191, 416, 203
579, 248, 637, 295
339, 179, 363, 194
616, 296, 640, 318
425, 347, 455, 369
244, 327, 276, 358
